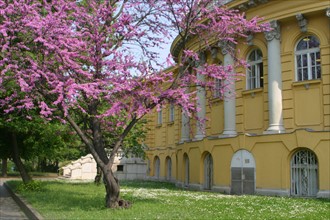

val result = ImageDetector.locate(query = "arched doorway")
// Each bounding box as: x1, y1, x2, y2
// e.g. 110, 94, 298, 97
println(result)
184, 154, 189, 187
166, 157, 172, 181
231, 150, 255, 195
204, 153, 213, 190
291, 149, 318, 197
154, 156, 160, 179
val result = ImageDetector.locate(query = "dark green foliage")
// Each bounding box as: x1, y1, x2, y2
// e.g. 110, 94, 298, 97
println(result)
16, 180, 43, 193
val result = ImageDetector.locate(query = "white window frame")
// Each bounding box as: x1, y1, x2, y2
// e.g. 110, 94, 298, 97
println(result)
157, 108, 162, 125
213, 78, 223, 99
169, 104, 175, 122
295, 36, 321, 81
246, 49, 263, 90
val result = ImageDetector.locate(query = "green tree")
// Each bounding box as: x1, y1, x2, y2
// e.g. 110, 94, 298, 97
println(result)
0, 112, 84, 183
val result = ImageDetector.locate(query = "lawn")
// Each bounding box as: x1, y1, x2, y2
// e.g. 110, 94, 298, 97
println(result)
7, 180, 330, 220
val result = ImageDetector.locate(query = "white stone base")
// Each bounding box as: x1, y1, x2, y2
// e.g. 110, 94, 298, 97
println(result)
255, 188, 290, 196
219, 131, 237, 138
211, 186, 231, 194
317, 190, 330, 199
263, 126, 286, 134
188, 183, 202, 191
193, 134, 205, 141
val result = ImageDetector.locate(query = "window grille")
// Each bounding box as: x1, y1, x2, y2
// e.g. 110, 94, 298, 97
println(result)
291, 149, 318, 197
295, 36, 321, 81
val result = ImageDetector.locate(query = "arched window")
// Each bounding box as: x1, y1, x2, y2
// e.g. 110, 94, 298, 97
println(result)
184, 154, 189, 187
213, 78, 223, 99
291, 149, 318, 197
246, 49, 263, 90
169, 104, 175, 123
154, 156, 160, 179
295, 35, 321, 81
157, 108, 162, 125
166, 157, 172, 181
204, 153, 213, 190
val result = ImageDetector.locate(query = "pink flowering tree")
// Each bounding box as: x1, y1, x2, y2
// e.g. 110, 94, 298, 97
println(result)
0, 0, 269, 208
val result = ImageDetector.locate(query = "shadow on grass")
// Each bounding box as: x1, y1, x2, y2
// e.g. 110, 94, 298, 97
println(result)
120, 180, 177, 190
7, 180, 164, 211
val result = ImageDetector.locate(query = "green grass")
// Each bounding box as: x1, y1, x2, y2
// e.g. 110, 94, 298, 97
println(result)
7, 180, 330, 220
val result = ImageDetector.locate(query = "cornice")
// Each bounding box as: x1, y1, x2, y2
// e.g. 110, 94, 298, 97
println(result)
170, 0, 270, 61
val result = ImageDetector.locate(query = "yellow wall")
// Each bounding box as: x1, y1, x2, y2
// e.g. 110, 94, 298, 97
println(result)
144, 0, 330, 197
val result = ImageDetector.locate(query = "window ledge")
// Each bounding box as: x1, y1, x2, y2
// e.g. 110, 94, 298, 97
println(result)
211, 97, 223, 103
292, 79, 321, 88
156, 124, 162, 128
242, 87, 263, 96
167, 121, 174, 126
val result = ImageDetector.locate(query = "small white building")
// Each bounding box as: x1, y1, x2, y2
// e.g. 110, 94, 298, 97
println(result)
60, 150, 147, 181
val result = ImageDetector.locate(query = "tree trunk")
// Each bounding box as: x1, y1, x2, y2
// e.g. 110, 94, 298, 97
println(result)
11, 132, 32, 184
1, 158, 7, 177
94, 164, 102, 185
65, 113, 132, 208
104, 168, 120, 208
102, 167, 131, 208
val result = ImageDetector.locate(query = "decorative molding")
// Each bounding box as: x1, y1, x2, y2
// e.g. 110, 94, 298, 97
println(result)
237, 0, 268, 11
238, 4, 248, 11
326, 8, 330, 18
248, 0, 257, 7
264, 20, 281, 41
247, 34, 254, 46
296, 13, 308, 32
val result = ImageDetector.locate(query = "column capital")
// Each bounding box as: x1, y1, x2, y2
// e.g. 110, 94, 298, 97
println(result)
265, 20, 281, 41
211, 47, 218, 61
217, 41, 235, 55
194, 51, 206, 67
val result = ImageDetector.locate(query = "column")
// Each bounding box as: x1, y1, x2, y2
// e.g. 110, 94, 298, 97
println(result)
221, 43, 237, 137
264, 20, 285, 133
180, 109, 190, 142
180, 63, 190, 142
194, 52, 206, 140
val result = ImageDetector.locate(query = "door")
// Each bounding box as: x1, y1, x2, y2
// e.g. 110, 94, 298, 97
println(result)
154, 156, 160, 179
166, 157, 172, 181
291, 149, 318, 197
231, 150, 255, 195
184, 154, 189, 187
204, 153, 213, 190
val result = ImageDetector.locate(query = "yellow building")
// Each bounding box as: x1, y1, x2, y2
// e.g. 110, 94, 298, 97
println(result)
145, 0, 330, 198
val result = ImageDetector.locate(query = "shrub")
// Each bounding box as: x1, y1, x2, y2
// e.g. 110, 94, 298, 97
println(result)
16, 180, 43, 193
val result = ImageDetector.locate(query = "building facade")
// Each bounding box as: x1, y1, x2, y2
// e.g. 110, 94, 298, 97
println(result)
145, 0, 330, 198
